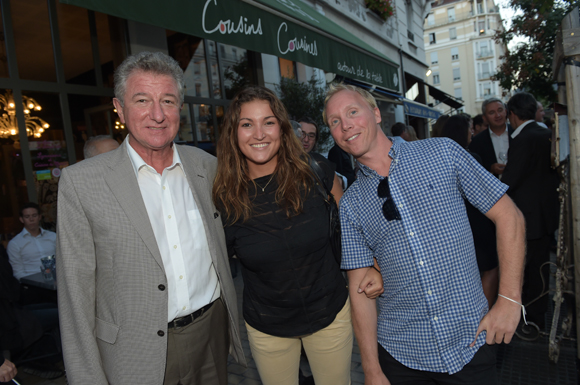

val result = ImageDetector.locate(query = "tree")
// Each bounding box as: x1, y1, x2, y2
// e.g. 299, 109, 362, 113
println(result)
494, 0, 579, 103
275, 76, 332, 151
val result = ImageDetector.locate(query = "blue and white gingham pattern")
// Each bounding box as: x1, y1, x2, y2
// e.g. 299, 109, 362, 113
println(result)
341, 138, 508, 374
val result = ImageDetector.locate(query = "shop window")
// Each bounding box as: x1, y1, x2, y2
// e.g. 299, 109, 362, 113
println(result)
0, 10, 8, 78
57, 3, 95, 86
193, 104, 215, 154
279, 58, 296, 79
219, 43, 253, 100
177, 104, 194, 143
12, 0, 57, 82
167, 32, 210, 98
207, 41, 222, 99
0, 89, 28, 236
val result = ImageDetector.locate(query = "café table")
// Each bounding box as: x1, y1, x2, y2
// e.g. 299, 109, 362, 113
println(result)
20, 272, 57, 291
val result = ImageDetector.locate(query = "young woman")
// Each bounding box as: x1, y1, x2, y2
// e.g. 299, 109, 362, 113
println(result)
213, 86, 381, 385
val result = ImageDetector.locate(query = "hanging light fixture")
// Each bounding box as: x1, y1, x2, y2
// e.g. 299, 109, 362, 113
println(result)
0, 90, 50, 139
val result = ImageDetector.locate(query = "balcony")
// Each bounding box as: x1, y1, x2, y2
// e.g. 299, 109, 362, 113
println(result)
477, 49, 493, 59
478, 72, 491, 80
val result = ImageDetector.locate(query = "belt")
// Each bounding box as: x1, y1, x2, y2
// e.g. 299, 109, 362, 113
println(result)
168, 300, 215, 329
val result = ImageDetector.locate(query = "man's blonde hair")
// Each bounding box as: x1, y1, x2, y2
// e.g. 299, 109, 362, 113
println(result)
322, 83, 378, 125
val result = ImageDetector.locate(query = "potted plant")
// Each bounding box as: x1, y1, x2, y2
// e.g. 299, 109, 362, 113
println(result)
365, 0, 394, 21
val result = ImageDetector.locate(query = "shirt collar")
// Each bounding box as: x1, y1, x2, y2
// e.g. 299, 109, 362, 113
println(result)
21, 227, 46, 237
489, 125, 509, 138
125, 135, 181, 178
511, 120, 535, 139
358, 137, 399, 178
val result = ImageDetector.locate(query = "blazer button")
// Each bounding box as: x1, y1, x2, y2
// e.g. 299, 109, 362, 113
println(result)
158, 330, 165, 337
158, 284, 166, 291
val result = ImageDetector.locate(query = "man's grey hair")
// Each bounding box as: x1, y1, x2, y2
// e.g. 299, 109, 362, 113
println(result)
481, 97, 505, 115
113, 51, 185, 106
323, 83, 378, 125
84, 135, 116, 159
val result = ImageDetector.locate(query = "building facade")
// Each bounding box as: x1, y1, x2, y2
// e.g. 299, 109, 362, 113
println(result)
0, 0, 437, 238
423, 0, 507, 116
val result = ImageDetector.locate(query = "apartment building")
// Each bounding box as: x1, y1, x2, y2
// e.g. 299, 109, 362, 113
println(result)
423, 0, 508, 116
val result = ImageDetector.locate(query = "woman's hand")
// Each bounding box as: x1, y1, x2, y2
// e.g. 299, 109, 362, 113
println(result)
358, 261, 384, 299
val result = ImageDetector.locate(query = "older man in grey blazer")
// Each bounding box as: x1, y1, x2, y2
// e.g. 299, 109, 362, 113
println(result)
56, 52, 245, 385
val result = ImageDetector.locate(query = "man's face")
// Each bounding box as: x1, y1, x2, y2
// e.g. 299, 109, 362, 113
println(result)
113, 71, 182, 156
536, 102, 545, 122
483, 101, 507, 130
326, 90, 381, 159
300, 122, 317, 153
20, 208, 41, 232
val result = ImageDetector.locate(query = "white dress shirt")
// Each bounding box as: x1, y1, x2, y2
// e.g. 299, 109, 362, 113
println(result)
489, 126, 510, 163
127, 137, 220, 322
511, 120, 535, 139
7, 227, 56, 281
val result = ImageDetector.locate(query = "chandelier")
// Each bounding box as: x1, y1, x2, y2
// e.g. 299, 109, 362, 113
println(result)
0, 90, 50, 139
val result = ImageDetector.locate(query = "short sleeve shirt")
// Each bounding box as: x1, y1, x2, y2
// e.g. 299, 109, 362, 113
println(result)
340, 138, 508, 374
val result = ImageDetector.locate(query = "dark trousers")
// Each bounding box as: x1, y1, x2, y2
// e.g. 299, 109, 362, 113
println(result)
163, 299, 229, 385
377, 343, 497, 385
522, 235, 552, 325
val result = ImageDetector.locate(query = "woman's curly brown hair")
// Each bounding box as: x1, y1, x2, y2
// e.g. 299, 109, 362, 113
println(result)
212, 85, 315, 224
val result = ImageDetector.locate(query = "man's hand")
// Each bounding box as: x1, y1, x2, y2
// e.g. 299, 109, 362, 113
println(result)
358, 264, 384, 299
490, 163, 506, 175
471, 295, 522, 346
490, 163, 505, 175
0, 359, 17, 382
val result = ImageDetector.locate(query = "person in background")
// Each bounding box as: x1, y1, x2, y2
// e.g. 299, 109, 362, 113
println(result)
404, 126, 418, 141
472, 114, 488, 136
503, 92, 560, 328
535, 101, 549, 129
57, 51, 244, 385
298, 116, 318, 153
7, 203, 56, 282
469, 98, 513, 177
83, 135, 120, 159
390, 122, 407, 144
328, 142, 356, 189
441, 114, 499, 307
324, 83, 525, 385
213, 85, 383, 385
431, 114, 450, 137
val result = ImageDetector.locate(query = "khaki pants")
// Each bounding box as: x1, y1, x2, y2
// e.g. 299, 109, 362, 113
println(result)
246, 299, 353, 385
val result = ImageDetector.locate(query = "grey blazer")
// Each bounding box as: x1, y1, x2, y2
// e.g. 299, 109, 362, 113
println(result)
56, 141, 245, 385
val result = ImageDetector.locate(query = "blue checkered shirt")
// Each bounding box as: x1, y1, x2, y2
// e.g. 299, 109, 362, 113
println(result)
341, 138, 508, 374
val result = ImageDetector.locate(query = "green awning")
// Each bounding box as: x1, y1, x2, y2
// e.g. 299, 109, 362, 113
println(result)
61, 0, 400, 91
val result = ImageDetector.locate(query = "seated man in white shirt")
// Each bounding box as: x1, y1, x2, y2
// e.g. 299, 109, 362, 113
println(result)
7, 202, 56, 281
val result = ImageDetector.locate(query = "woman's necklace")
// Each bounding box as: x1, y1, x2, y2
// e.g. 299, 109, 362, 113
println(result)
254, 174, 275, 192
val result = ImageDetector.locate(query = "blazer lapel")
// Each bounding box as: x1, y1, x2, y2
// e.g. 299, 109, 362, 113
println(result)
104, 142, 165, 271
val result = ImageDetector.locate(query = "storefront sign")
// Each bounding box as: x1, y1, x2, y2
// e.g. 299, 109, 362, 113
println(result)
403, 101, 441, 119
62, 0, 399, 91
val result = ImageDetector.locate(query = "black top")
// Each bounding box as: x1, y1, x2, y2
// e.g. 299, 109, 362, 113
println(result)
224, 154, 348, 337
